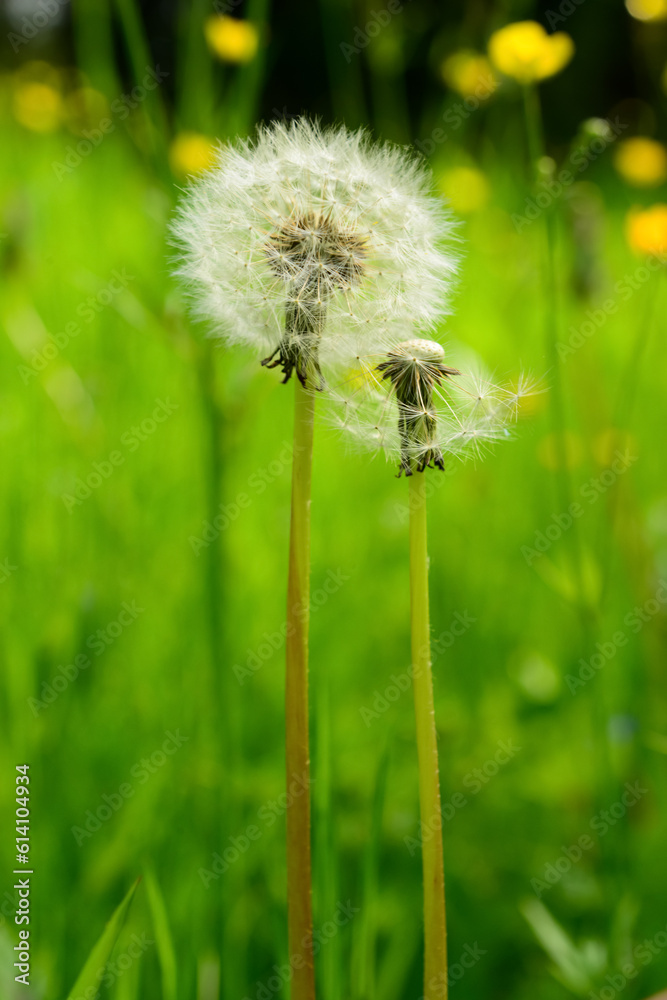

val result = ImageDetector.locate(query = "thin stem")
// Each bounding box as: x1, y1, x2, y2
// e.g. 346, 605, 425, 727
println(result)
409, 473, 447, 1000
285, 378, 316, 1000
523, 85, 593, 626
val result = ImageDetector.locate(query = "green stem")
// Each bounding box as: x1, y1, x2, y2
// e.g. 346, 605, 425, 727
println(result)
409, 473, 447, 1000
285, 378, 316, 1000
523, 84, 593, 625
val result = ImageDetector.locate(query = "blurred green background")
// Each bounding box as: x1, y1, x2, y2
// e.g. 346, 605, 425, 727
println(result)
1, 1, 667, 999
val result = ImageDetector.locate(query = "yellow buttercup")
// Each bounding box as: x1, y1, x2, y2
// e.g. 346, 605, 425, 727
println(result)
169, 133, 217, 178
626, 205, 667, 256
204, 16, 259, 63
488, 20, 574, 84
614, 138, 667, 188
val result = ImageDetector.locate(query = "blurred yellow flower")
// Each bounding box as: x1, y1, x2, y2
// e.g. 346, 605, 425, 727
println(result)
440, 51, 498, 98
614, 137, 667, 187
625, 0, 667, 20
204, 16, 259, 63
626, 204, 667, 256
488, 21, 574, 84
12, 82, 63, 133
439, 166, 490, 214
592, 429, 637, 467
169, 132, 217, 178
537, 431, 584, 471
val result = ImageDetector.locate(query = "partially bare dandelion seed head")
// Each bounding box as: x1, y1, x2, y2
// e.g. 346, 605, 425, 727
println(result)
328, 342, 541, 477
170, 118, 459, 388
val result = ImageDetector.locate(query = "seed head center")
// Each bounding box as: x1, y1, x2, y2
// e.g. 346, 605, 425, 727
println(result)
265, 210, 367, 293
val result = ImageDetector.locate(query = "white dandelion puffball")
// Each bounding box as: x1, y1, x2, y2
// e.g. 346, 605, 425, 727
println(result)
171, 118, 459, 387
329, 339, 538, 477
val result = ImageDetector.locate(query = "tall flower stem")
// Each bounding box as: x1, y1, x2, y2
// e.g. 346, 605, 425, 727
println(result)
409, 472, 447, 1000
285, 377, 316, 1000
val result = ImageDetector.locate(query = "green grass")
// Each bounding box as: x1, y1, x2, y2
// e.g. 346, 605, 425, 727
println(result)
1, 13, 667, 999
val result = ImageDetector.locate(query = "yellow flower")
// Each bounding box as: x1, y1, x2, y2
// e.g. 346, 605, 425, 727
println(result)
488, 21, 574, 84
626, 204, 667, 256
169, 132, 217, 178
12, 81, 63, 132
439, 166, 490, 214
440, 51, 498, 98
537, 431, 584, 472
614, 137, 667, 187
625, 0, 667, 20
204, 16, 259, 63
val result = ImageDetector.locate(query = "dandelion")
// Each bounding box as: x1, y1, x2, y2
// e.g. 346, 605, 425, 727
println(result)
614, 137, 667, 188
172, 119, 458, 386
488, 21, 574, 84
329, 339, 536, 1000
332, 340, 530, 476
171, 118, 458, 1000
204, 15, 260, 63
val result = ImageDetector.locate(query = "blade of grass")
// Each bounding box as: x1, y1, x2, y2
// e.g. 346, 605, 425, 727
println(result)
112, 0, 171, 169
70, 0, 120, 97
352, 735, 390, 1000
223, 0, 272, 138
65, 878, 141, 1000
144, 866, 178, 1000
314, 674, 339, 1000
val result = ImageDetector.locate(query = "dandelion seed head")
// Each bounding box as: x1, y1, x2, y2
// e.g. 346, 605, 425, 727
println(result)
326, 342, 539, 477
170, 118, 459, 386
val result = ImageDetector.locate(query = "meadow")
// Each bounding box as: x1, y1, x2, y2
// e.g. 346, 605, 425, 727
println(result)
0, 2, 666, 999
